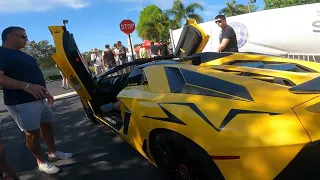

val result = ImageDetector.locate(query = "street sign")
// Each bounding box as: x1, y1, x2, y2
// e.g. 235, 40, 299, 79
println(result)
120, 19, 135, 35
120, 19, 136, 61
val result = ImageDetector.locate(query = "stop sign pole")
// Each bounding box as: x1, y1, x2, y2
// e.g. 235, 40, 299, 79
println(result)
120, 19, 135, 61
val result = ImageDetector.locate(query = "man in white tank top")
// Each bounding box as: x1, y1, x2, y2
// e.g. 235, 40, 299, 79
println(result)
90, 48, 104, 75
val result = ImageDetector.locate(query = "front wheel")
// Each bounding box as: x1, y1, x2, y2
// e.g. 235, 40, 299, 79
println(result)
151, 131, 224, 180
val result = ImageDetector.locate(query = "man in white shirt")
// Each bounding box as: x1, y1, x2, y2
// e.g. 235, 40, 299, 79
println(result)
90, 48, 104, 75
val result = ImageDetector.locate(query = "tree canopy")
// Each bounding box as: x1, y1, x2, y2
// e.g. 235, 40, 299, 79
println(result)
136, 0, 206, 42
166, 0, 204, 27
136, 5, 164, 42
23, 40, 56, 69
219, 0, 259, 17
264, 0, 318, 9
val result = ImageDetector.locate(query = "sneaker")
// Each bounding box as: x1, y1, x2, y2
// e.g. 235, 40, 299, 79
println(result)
38, 161, 61, 174
48, 151, 73, 162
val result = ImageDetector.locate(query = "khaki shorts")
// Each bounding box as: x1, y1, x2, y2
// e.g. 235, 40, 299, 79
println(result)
5, 99, 54, 131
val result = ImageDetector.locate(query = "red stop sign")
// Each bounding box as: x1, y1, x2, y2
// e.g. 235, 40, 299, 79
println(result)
120, 19, 135, 35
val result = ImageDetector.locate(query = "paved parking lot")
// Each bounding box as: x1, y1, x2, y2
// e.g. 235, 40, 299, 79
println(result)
0, 82, 166, 180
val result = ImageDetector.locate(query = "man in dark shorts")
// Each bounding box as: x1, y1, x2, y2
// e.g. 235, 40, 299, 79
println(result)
214, 15, 239, 52
0, 26, 73, 175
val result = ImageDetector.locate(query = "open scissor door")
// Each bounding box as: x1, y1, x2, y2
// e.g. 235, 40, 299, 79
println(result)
49, 26, 96, 101
48, 26, 114, 120
173, 19, 210, 58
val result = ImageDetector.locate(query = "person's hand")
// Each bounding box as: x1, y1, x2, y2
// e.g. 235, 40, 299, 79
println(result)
45, 92, 54, 106
23, 84, 47, 100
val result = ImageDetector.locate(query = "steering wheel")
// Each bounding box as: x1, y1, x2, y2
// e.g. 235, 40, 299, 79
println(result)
96, 55, 177, 85
96, 65, 126, 85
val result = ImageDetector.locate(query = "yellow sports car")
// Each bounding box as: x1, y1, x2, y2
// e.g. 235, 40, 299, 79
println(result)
49, 20, 320, 180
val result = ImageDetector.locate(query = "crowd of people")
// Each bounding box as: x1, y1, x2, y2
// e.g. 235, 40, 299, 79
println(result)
90, 41, 128, 75
88, 40, 173, 76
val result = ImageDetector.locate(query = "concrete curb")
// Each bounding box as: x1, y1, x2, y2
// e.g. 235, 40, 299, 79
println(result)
54, 91, 77, 100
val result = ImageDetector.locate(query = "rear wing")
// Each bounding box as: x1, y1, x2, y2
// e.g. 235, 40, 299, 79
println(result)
289, 76, 320, 94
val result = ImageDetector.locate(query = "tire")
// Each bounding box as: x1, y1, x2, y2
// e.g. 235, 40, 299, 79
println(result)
151, 131, 224, 180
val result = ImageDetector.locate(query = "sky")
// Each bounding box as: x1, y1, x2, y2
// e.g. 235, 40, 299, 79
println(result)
0, 0, 265, 52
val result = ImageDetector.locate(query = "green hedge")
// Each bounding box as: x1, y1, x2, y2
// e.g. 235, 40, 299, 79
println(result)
44, 74, 62, 82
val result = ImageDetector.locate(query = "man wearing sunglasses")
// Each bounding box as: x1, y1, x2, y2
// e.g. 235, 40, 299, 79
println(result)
0, 26, 73, 175
214, 15, 239, 52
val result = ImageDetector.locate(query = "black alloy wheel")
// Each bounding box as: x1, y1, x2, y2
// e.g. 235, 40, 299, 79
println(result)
151, 131, 224, 180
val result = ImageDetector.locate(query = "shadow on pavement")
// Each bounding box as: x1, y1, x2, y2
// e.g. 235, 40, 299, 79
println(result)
1, 95, 166, 180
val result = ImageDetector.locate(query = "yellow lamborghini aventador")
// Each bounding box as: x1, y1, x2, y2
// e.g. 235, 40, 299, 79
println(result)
48, 19, 320, 180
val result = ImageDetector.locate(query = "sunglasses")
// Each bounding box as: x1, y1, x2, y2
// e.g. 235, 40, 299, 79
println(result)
215, 20, 222, 23
10, 34, 28, 39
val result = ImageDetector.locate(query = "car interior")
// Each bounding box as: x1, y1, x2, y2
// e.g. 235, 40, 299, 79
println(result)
63, 31, 184, 124
63, 32, 138, 121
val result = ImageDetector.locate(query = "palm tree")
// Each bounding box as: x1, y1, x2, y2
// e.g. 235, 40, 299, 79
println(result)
140, 13, 170, 42
219, 0, 257, 17
166, 0, 204, 28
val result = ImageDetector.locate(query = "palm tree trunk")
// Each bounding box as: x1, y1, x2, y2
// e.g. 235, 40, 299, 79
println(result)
184, 16, 188, 24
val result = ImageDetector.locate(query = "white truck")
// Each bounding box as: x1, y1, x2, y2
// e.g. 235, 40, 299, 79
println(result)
170, 3, 320, 62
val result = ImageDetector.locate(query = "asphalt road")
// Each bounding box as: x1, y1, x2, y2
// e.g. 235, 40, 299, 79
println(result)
0, 81, 166, 180
0, 81, 75, 112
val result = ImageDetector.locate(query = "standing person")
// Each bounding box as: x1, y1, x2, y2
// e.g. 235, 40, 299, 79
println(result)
139, 44, 149, 58
117, 41, 128, 73
126, 48, 134, 63
102, 44, 116, 71
159, 40, 169, 56
167, 39, 173, 55
117, 41, 127, 63
126, 48, 135, 72
55, 64, 69, 89
0, 26, 73, 175
113, 44, 121, 66
90, 48, 104, 75
150, 42, 159, 57
214, 15, 239, 52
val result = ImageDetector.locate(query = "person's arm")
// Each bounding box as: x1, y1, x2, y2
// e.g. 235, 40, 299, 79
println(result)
0, 71, 28, 90
0, 58, 47, 100
101, 52, 105, 67
217, 27, 233, 52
